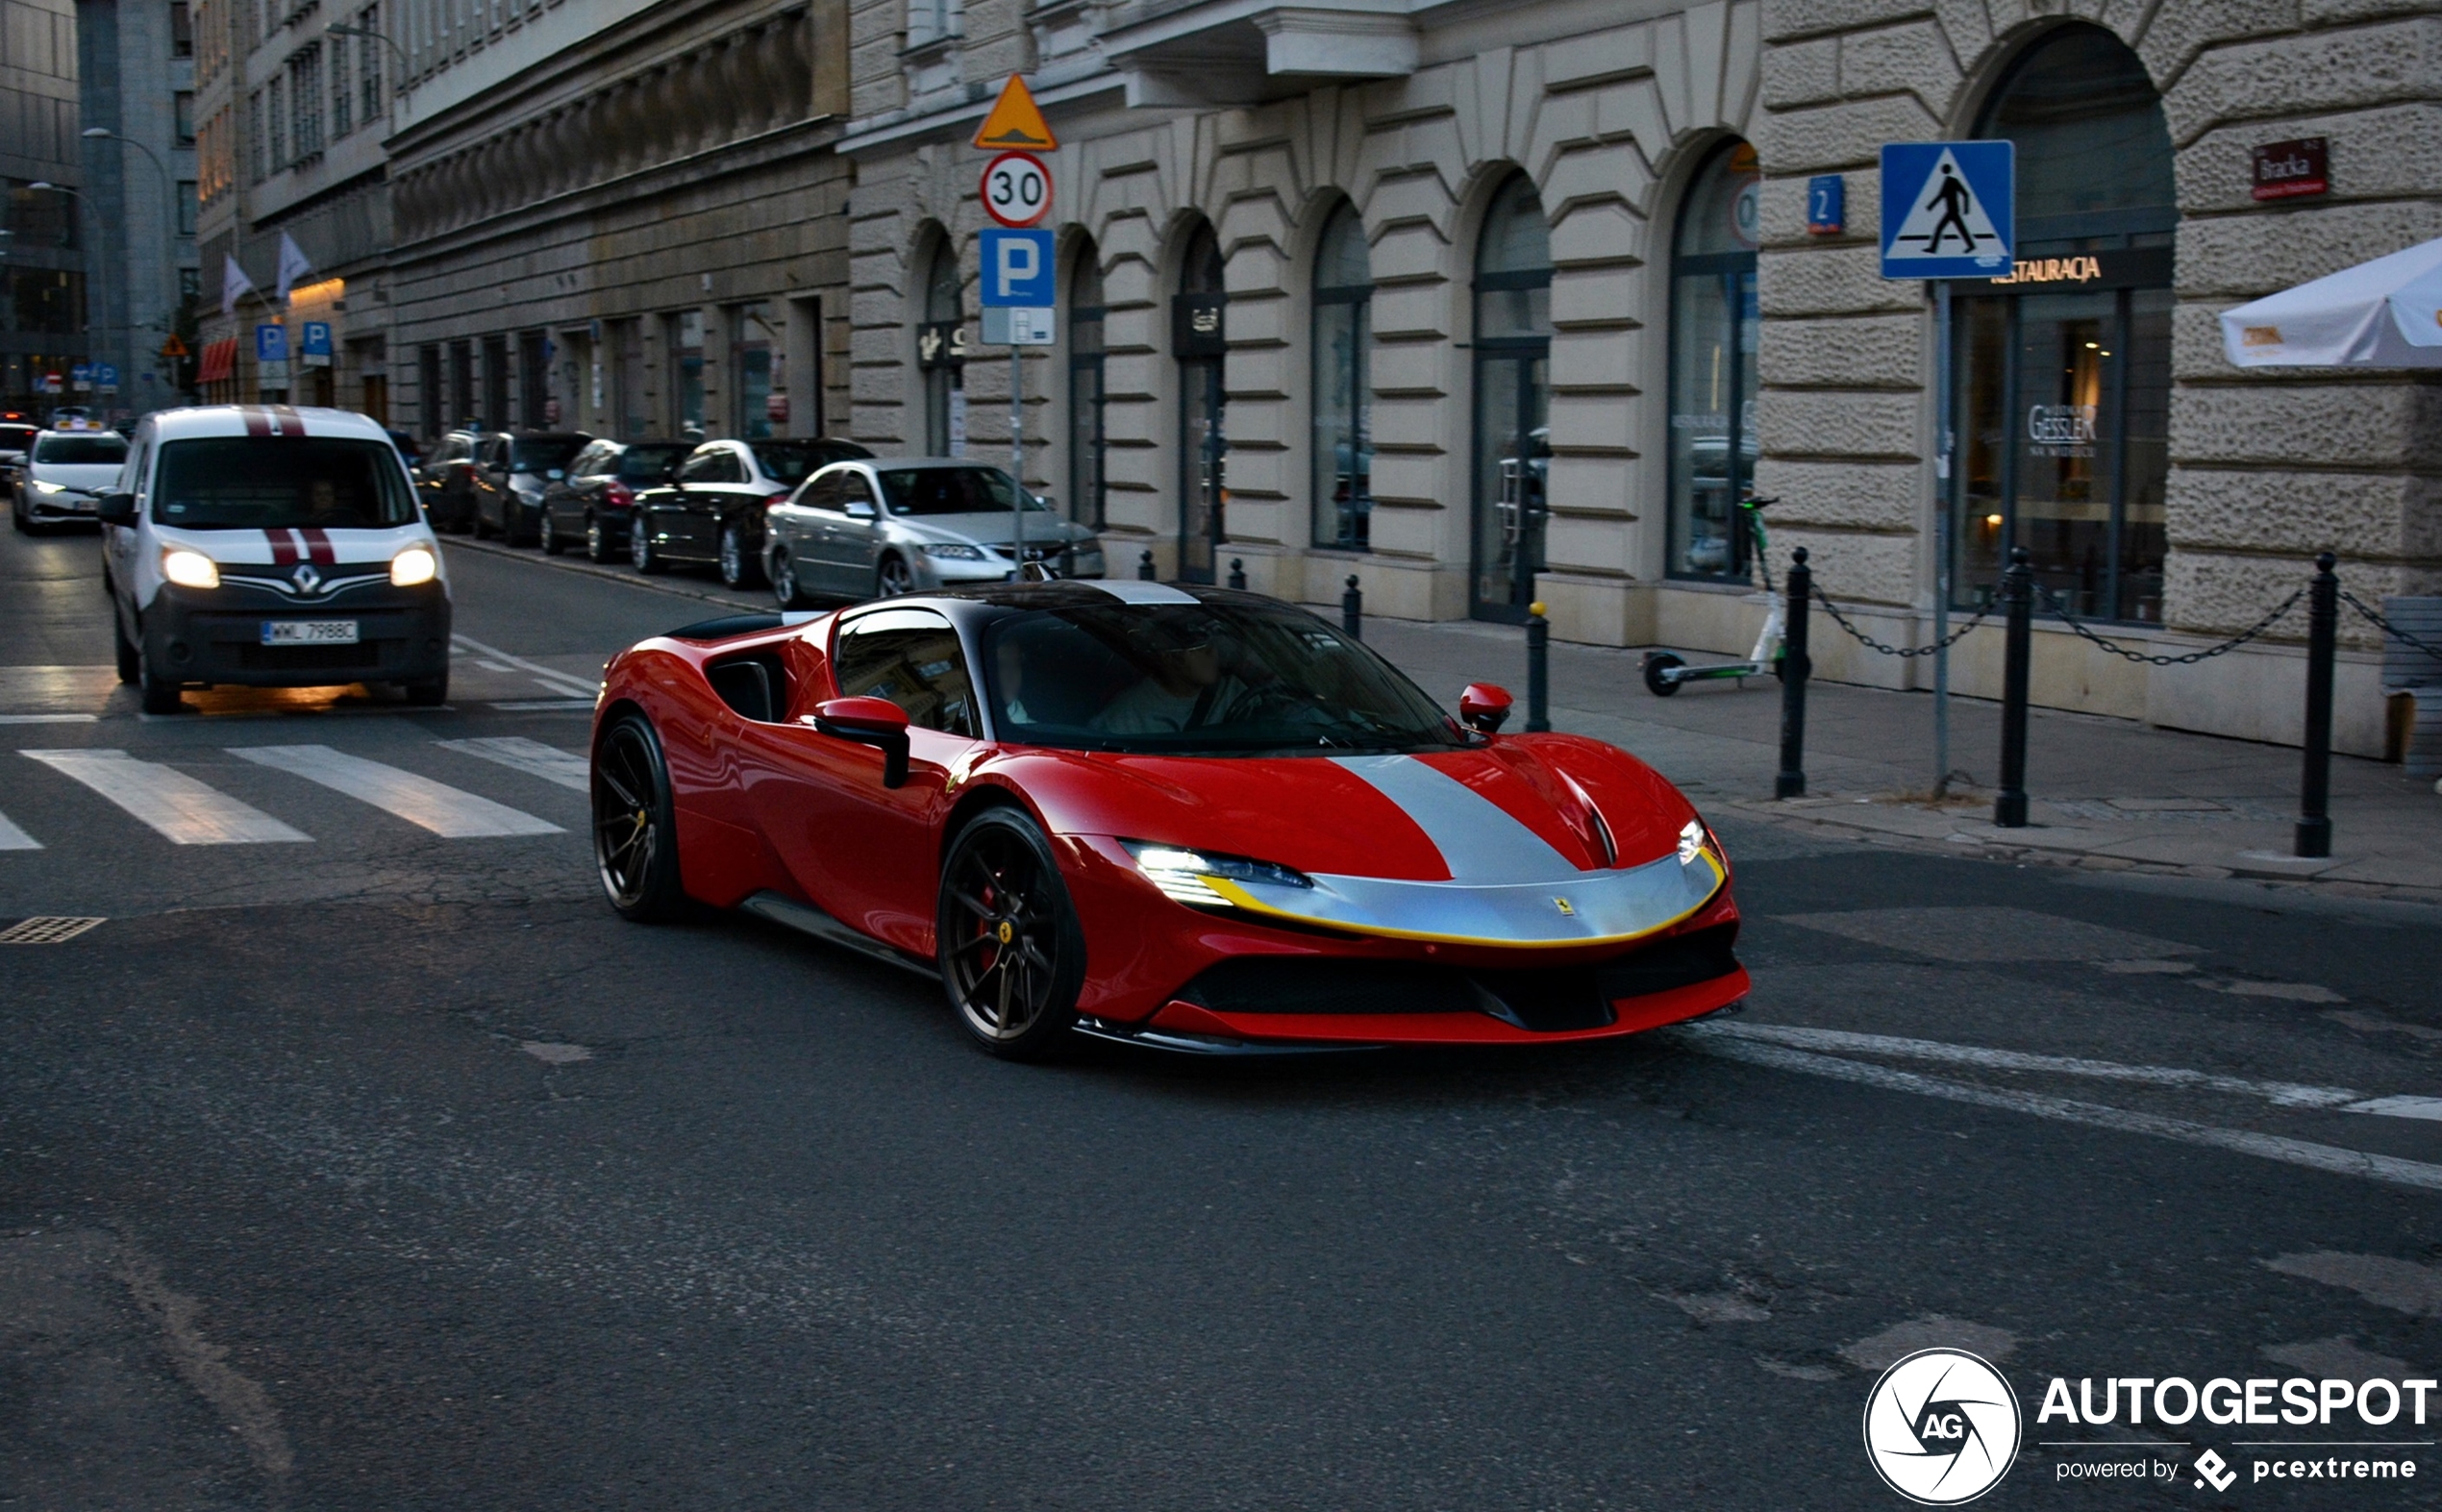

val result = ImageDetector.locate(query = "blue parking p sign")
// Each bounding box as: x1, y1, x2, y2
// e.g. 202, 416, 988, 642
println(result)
255, 324, 289, 362
1880, 141, 2013, 279
978, 229, 1056, 308
301, 321, 333, 357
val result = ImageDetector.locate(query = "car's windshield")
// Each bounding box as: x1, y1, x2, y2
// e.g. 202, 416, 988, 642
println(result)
511, 437, 586, 474
35, 434, 127, 465
614, 444, 690, 482
983, 597, 1466, 756
153, 437, 417, 529
877, 466, 1050, 516
749, 441, 864, 485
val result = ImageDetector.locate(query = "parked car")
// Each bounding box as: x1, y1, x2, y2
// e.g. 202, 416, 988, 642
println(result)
629, 436, 872, 588
537, 437, 695, 561
762, 458, 1105, 607
386, 429, 424, 473
467, 432, 589, 545
416, 429, 484, 533
98, 406, 449, 713
12, 427, 130, 533
0, 421, 39, 494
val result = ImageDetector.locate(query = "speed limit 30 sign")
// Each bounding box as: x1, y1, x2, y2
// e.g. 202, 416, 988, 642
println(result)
982, 151, 1052, 228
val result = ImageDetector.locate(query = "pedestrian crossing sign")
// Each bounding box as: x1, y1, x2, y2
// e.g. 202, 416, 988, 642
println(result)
1880, 140, 2013, 279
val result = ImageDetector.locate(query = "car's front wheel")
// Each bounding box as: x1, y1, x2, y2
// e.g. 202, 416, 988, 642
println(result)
936, 807, 1086, 1060
137, 639, 183, 715
593, 712, 686, 922
771, 548, 811, 609
538, 509, 565, 555
586, 512, 612, 563
718, 524, 761, 589
631, 515, 665, 574
876, 555, 914, 599
112, 607, 139, 684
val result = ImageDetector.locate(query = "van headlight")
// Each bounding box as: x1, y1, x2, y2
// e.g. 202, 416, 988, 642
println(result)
161, 548, 220, 589
1124, 840, 1314, 907
390, 546, 438, 586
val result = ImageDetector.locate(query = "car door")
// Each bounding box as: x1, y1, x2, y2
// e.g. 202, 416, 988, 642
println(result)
668, 446, 730, 559
763, 470, 831, 588
757, 607, 980, 954
819, 468, 885, 594
546, 441, 601, 533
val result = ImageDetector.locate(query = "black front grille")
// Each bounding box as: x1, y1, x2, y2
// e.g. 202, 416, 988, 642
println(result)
237, 641, 391, 670
1180, 923, 1741, 1033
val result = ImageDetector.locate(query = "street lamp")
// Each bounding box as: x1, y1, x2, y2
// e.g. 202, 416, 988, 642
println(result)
326, 21, 412, 115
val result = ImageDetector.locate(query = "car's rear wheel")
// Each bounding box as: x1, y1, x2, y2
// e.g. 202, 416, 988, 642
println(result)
936, 807, 1086, 1060
718, 524, 760, 589
538, 509, 565, 555
631, 516, 665, 574
876, 555, 914, 599
586, 513, 612, 563
593, 713, 686, 922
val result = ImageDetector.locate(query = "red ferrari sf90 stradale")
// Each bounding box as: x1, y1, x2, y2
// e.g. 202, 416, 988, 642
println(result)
589, 580, 1748, 1058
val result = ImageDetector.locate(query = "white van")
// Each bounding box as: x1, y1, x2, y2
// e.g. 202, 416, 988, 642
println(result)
99, 406, 452, 714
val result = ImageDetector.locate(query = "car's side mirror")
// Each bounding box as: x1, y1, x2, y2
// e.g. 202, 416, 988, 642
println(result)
1458, 682, 1513, 734
96, 491, 137, 526
844, 498, 876, 520
812, 696, 910, 788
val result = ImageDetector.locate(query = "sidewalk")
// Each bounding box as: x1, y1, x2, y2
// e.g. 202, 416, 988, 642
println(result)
1355, 614, 2442, 900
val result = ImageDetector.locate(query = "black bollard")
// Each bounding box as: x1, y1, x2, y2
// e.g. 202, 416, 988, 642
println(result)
1776, 547, 1811, 799
2297, 552, 2339, 858
1137, 549, 1157, 581
1342, 575, 1363, 640
1994, 546, 2032, 828
1525, 600, 1551, 732
1228, 558, 1246, 590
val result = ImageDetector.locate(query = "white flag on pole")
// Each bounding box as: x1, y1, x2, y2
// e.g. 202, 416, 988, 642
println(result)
276, 233, 313, 301
221, 253, 257, 317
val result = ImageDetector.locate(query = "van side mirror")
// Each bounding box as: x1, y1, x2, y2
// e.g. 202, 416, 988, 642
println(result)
1458, 682, 1513, 734
96, 491, 137, 525
813, 696, 911, 787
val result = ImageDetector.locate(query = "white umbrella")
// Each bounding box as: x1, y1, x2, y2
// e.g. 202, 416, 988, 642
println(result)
2220, 235, 2442, 367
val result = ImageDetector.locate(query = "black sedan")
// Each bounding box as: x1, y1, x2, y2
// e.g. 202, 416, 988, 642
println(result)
630, 436, 871, 588
538, 437, 694, 562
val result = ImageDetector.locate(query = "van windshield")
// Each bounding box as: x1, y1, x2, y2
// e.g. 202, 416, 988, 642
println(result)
153, 437, 418, 529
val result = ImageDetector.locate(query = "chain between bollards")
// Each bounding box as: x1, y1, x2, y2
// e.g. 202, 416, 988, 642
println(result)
2296, 551, 2339, 858
1775, 547, 1811, 799
1137, 549, 1157, 581
1994, 546, 2032, 829
1525, 600, 1551, 732
1341, 575, 1362, 640
1228, 558, 1246, 590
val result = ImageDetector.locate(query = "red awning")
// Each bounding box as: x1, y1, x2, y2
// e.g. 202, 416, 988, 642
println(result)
197, 338, 237, 384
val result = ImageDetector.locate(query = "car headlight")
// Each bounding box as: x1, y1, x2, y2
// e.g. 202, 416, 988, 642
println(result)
921, 542, 988, 560
161, 548, 220, 589
390, 546, 438, 586
33, 481, 65, 494
1124, 840, 1314, 907
1678, 818, 1725, 869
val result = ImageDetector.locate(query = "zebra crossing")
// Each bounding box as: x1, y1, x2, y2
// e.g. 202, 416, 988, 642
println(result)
1, 735, 588, 849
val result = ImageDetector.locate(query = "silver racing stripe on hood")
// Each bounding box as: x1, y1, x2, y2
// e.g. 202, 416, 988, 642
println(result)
1329, 753, 1576, 883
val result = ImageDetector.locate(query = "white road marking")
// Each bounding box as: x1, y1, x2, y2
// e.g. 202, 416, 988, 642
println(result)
231, 745, 561, 837
475, 659, 514, 671
436, 736, 588, 792
20, 749, 310, 844
1677, 1024, 2442, 1195
0, 713, 99, 725
449, 633, 598, 699
0, 806, 39, 850
2342, 1097, 2442, 1123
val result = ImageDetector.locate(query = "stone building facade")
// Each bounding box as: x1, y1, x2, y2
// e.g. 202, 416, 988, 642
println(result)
380, 0, 855, 448
840, 0, 2439, 754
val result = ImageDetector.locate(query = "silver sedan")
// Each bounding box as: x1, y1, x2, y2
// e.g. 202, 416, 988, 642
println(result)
763, 458, 1106, 606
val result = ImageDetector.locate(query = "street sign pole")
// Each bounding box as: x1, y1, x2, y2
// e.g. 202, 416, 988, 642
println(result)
1011, 341, 1024, 565
1933, 279, 1953, 799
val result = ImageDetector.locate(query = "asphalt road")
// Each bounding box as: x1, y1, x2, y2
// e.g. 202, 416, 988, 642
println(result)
7, 523, 2442, 1510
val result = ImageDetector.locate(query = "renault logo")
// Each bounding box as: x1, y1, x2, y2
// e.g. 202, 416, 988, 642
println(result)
290, 563, 322, 594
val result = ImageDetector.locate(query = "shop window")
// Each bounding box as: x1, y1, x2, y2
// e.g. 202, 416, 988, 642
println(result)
916, 232, 965, 455
1174, 219, 1226, 584
1469, 174, 1552, 622
1066, 238, 1106, 530
667, 310, 705, 435
1666, 140, 1760, 582
1311, 201, 1372, 552
1950, 24, 2175, 623
733, 303, 774, 439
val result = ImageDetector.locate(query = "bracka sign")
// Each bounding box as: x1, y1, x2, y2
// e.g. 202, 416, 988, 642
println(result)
2253, 137, 2329, 201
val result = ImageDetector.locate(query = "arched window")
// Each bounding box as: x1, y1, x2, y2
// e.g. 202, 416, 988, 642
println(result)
1666, 139, 1759, 581
915, 234, 965, 455
1470, 174, 1552, 621
1311, 201, 1373, 551
1174, 219, 1226, 583
1952, 24, 2175, 621
1066, 237, 1106, 530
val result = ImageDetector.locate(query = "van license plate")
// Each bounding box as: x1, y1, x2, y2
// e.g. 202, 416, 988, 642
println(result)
262, 620, 360, 645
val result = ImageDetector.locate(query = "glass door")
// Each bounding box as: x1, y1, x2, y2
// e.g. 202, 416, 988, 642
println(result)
1470, 347, 1549, 620
1178, 359, 1224, 583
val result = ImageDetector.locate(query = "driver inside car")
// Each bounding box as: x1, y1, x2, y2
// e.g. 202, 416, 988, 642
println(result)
1095, 623, 1258, 735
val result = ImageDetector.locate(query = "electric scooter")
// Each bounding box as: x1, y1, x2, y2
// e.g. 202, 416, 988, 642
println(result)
1641, 495, 1784, 697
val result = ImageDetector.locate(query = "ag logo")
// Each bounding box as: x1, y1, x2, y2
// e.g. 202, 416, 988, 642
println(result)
1862, 1348, 2021, 1504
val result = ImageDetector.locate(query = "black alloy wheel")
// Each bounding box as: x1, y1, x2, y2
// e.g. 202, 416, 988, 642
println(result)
877, 555, 914, 599
586, 512, 612, 563
771, 549, 810, 609
539, 509, 564, 555
935, 807, 1087, 1060
631, 514, 665, 574
592, 712, 686, 922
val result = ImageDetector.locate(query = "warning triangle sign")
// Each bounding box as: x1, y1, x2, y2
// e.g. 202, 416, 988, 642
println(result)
1887, 147, 2005, 263
973, 75, 1057, 152
159, 335, 191, 359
